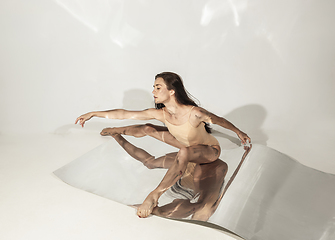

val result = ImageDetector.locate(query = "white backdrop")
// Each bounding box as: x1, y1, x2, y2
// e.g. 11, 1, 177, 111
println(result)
1, 0, 334, 171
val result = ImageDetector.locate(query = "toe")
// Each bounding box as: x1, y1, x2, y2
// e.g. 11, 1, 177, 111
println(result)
137, 209, 143, 218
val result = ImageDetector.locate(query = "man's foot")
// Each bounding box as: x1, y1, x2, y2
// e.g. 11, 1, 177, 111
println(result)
137, 192, 159, 218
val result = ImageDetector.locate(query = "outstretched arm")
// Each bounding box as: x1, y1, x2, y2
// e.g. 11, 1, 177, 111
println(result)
75, 108, 161, 127
194, 107, 251, 144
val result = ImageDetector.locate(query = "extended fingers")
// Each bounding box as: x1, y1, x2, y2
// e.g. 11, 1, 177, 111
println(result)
75, 116, 84, 124
75, 117, 85, 127
245, 137, 251, 144
75, 117, 80, 124
80, 119, 85, 127
239, 133, 251, 145
245, 134, 251, 143
239, 134, 246, 144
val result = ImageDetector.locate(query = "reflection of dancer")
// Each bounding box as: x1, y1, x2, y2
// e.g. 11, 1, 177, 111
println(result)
75, 72, 251, 218
154, 145, 252, 221
111, 134, 251, 221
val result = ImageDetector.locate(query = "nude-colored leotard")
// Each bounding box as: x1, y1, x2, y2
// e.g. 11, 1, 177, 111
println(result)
163, 106, 219, 147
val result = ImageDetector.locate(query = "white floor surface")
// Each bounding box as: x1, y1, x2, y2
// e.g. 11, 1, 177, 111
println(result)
0, 132, 245, 240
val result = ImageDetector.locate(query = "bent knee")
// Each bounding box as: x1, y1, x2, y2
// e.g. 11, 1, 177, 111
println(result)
209, 146, 221, 161
143, 123, 156, 135
216, 161, 228, 176
219, 161, 228, 171
176, 147, 189, 163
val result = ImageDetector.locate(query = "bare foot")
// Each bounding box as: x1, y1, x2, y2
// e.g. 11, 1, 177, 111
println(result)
137, 192, 159, 218
100, 127, 119, 137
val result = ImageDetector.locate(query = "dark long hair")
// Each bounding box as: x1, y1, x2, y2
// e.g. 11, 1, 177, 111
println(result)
154, 72, 211, 133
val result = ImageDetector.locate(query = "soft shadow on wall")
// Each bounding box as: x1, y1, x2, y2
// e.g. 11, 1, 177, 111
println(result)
211, 104, 268, 146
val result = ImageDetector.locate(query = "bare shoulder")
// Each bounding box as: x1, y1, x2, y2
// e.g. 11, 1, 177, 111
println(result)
190, 107, 213, 123
192, 107, 210, 117
144, 108, 164, 121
